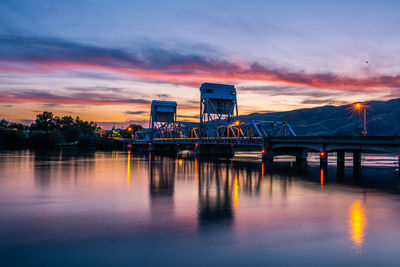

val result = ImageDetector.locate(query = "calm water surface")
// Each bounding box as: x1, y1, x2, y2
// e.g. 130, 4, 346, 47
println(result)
1, 150, 400, 266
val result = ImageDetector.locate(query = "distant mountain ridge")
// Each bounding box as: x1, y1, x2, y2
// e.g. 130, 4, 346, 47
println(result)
240, 98, 400, 136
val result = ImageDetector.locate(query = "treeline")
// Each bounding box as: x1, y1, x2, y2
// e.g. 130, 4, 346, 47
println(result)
0, 112, 141, 149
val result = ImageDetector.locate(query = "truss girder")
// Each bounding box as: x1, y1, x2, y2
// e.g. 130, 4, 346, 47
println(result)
132, 120, 296, 145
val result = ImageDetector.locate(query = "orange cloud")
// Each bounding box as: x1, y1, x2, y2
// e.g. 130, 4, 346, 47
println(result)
1, 59, 399, 92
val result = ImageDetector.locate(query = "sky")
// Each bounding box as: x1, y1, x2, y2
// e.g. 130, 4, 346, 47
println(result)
1, 0, 400, 128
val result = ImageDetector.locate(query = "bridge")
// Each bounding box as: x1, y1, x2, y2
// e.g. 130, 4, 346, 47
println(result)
264, 136, 400, 167
130, 82, 400, 170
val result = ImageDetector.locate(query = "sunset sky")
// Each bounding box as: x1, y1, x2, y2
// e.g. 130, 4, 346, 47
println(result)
1, 0, 400, 128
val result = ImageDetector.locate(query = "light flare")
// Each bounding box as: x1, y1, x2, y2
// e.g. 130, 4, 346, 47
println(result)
348, 200, 367, 253
233, 175, 239, 210
126, 150, 131, 187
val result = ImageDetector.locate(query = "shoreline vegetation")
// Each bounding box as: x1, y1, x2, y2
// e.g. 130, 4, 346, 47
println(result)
0, 112, 142, 150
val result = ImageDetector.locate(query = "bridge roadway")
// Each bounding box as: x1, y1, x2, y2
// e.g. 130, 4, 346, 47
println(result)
128, 135, 400, 169
264, 136, 400, 167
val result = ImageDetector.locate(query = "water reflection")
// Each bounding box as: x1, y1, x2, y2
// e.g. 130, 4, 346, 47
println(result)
126, 150, 131, 187
348, 200, 367, 253
233, 175, 239, 210
33, 151, 53, 188
198, 163, 234, 227
1, 151, 400, 266
149, 156, 175, 222
33, 150, 96, 189
320, 167, 327, 189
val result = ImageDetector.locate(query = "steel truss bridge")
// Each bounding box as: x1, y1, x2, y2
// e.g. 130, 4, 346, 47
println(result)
133, 83, 296, 146
128, 82, 400, 173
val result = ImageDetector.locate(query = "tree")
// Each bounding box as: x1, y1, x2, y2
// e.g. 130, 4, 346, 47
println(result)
31, 111, 55, 130
63, 126, 80, 142
55, 116, 75, 129
29, 129, 62, 148
0, 119, 8, 128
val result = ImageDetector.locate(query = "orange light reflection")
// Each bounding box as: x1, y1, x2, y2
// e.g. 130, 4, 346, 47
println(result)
320, 168, 324, 188
233, 175, 239, 210
348, 200, 367, 253
261, 163, 264, 179
126, 150, 131, 187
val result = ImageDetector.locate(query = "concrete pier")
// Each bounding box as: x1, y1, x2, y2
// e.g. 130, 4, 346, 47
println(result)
353, 151, 361, 167
353, 151, 361, 177
295, 150, 307, 163
262, 137, 274, 162
320, 152, 328, 167
337, 151, 345, 168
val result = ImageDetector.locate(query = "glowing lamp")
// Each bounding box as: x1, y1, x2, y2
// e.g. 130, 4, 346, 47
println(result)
320, 151, 326, 157
127, 144, 132, 148
148, 142, 152, 146
261, 148, 266, 154
352, 102, 365, 110
235, 121, 240, 126
195, 143, 199, 147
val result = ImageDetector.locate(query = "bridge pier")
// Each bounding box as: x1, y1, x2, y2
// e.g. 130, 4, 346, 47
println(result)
262, 137, 274, 162
393, 152, 400, 178
337, 151, 345, 168
320, 145, 327, 167
320, 153, 328, 167
295, 150, 307, 164
262, 151, 274, 162
353, 151, 361, 167
196, 145, 234, 159
353, 151, 361, 177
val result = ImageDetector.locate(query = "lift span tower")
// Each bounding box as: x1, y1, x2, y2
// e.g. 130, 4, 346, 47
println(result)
132, 83, 296, 156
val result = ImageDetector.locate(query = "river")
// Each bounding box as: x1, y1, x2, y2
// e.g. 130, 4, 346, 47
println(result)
0, 150, 399, 266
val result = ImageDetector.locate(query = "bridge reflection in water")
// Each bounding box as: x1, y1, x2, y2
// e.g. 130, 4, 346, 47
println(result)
140, 153, 398, 251
2, 150, 400, 265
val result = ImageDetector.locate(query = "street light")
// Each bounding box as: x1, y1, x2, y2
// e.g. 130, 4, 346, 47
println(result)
352, 102, 367, 136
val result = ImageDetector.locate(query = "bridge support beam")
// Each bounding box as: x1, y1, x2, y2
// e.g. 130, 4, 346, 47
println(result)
398, 154, 400, 177
295, 150, 307, 164
337, 151, 345, 168
262, 137, 274, 162
353, 151, 361, 177
320, 145, 327, 167
320, 153, 328, 167
353, 151, 361, 167
262, 149, 274, 162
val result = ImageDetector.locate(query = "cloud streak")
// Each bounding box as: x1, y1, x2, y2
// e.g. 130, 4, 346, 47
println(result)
124, 111, 147, 115
0, 89, 151, 106
1, 35, 400, 93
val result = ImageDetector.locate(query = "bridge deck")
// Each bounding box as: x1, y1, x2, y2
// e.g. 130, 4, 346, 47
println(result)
269, 136, 400, 145
266, 136, 400, 155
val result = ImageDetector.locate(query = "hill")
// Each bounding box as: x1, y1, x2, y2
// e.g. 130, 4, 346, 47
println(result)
239, 98, 400, 136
